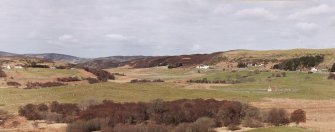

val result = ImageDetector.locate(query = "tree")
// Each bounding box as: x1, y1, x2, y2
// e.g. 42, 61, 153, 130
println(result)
290, 109, 306, 125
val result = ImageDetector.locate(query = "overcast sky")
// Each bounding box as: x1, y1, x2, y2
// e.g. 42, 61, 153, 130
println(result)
0, 0, 334, 57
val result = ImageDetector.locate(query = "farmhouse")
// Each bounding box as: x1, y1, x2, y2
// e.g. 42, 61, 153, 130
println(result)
14, 65, 23, 69
196, 64, 209, 69
2, 65, 11, 70
310, 67, 318, 73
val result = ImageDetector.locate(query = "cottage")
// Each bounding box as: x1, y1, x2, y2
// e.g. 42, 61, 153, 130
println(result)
2, 65, 11, 70
14, 65, 23, 69
196, 65, 209, 69
310, 67, 318, 73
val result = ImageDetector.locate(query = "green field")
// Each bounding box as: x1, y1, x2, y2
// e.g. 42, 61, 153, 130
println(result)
1, 69, 334, 113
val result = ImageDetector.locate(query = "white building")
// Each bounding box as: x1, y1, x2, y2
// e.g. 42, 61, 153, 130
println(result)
310, 67, 318, 73
14, 65, 23, 69
196, 65, 210, 69
2, 65, 11, 70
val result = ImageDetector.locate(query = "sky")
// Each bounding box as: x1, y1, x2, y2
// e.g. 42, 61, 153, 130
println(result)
0, 0, 335, 57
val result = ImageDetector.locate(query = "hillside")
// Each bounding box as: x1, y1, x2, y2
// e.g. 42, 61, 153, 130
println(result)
77, 56, 148, 69
23, 53, 85, 64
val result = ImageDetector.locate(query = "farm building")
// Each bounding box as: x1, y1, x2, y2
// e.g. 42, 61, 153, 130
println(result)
310, 67, 318, 73
196, 65, 209, 69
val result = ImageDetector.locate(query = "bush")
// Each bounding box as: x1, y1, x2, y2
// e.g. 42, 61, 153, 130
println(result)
6, 81, 21, 87
242, 105, 263, 128
111, 124, 171, 132
290, 109, 306, 125
328, 73, 335, 80
331, 63, 335, 72
0, 109, 12, 125
83, 68, 115, 82
0, 69, 6, 78
216, 101, 243, 127
86, 77, 100, 84
266, 108, 290, 126
67, 118, 104, 132
237, 62, 247, 68
26, 82, 66, 89
18, 104, 42, 120
57, 77, 81, 82
174, 117, 215, 132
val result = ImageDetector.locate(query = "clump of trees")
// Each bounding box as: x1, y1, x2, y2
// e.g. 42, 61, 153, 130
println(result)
130, 79, 164, 83
57, 77, 81, 82
18, 99, 306, 132
188, 76, 255, 84
168, 63, 183, 69
83, 68, 115, 82
18, 101, 80, 123
273, 55, 324, 71
26, 82, 66, 89
25, 61, 50, 68
0, 69, 6, 78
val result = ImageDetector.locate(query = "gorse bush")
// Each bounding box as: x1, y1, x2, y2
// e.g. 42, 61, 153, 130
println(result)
83, 67, 115, 81
57, 77, 81, 82
331, 63, 335, 72
26, 82, 66, 89
290, 109, 306, 125
273, 55, 324, 71
6, 81, 21, 87
266, 108, 290, 126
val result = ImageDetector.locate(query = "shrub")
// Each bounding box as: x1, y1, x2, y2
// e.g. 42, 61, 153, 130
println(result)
67, 118, 104, 132
290, 109, 306, 125
0, 69, 6, 78
111, 124, 171, 132
328, 73, 335, 80
237, 62, 247, 68
50, 101, 80, 116
266, 108, 290, 126
57, 77, 81, 82
6, 81, 21, 87
18, 104, 42, 120
242, 105, 263, 128
174, 117, 216, 132
83, 68, 115, 82
216, 101, 243, 127
37, 103, 49, 112
331, 63, 335, 72
0, 109, 12, 125
86, 77, 100, 84
26, 82, 66, 89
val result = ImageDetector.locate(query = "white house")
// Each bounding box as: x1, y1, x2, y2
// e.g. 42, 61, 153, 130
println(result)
310, 67, 318, 73
196, 65, 210, 69
2, 65, 11, 70
14, 65, 23, 69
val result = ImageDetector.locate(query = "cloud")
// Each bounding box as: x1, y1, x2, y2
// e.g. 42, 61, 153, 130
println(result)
58, 34, 78, 43
288, 4, 335, 19
191, 44, 201, 51
105, 34, 128, 41
235, 8, 277, 20
295, 22, 319, 31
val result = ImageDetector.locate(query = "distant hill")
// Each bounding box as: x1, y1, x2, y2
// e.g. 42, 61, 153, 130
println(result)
77, 56, 148, 69
0, 51, 17, 56
23, 53, 85, 64
1, 48, 335, 69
